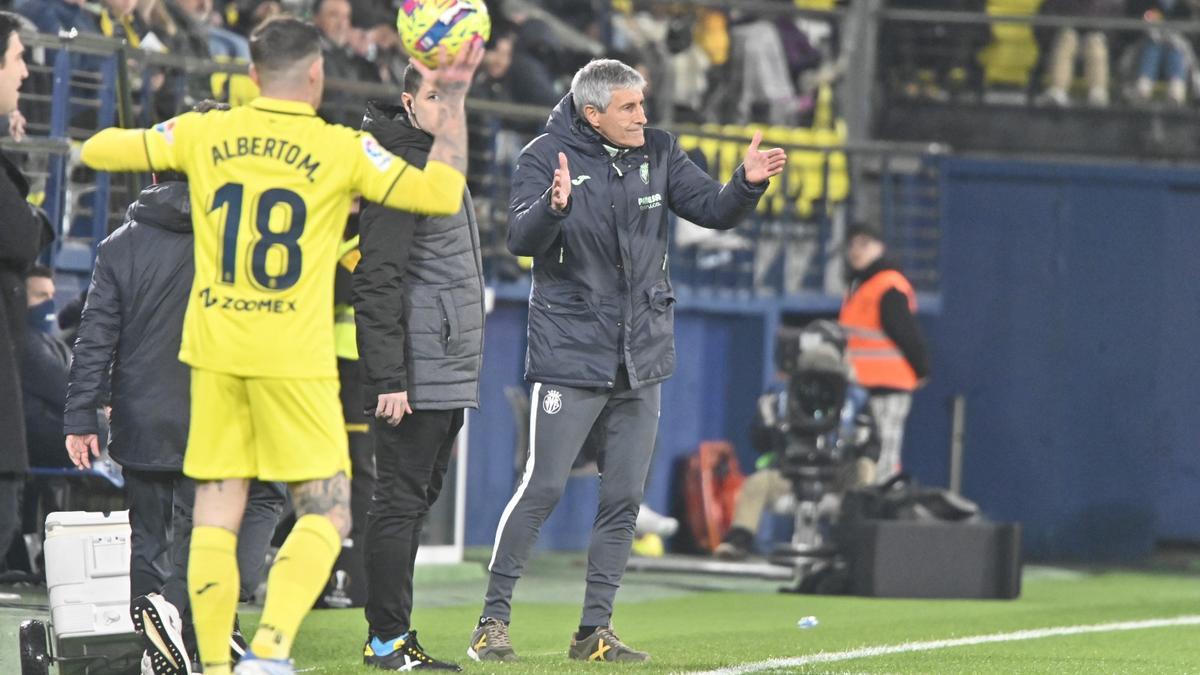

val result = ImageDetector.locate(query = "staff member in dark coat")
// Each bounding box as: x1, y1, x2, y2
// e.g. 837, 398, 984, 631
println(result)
20, 266, 77, 469
353, 63, 484, 672
0, 12, 47, 569
470, 59, 785, 663
64, 165, 286, 675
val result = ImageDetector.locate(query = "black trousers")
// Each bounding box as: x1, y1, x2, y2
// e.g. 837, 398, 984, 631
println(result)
364, 408, 463, 638
124, 469, 285, 647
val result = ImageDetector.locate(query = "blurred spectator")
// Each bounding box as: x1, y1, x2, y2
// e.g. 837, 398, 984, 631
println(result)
20, 0, 138, 40
348, 0, 394, 28
729, 17, 796, 124
1039, 0, 1122, 107
315, 0, 379, 80
669, 16, 714, 124
20, 0, 102, 34
1127, 0, 1195, 105
509, 18, 563, 106
229, 0, 282, 34
165, 0, 250, 60
20, 265, 74, 469
883, 0, 987, 101
57, 288, 87, 347
314, 0, 382, 124
19, 0, 135, 130
610, 10, 671, 119
538, 0, 603, 41
0, 8, 52, 570
135, 0, 181, 51
472, 22, 514, 102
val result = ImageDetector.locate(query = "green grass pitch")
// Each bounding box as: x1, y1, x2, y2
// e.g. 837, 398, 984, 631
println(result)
250, 553, 1200, 674
5, 551, 1200, 673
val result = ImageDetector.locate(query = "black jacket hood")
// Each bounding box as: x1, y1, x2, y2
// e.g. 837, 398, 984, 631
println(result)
361, 100, 432, 164
129, 182, 192, 234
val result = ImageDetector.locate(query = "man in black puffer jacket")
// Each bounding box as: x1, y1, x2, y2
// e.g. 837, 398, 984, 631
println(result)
353, 63, 484, 672
472, 59, 785, 663
64, 163, 286, 674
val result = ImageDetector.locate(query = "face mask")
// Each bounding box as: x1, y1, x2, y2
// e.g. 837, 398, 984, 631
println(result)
27, 299, 56, 334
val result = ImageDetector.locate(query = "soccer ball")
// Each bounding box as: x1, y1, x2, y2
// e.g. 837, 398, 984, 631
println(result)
397, 0, 491, 68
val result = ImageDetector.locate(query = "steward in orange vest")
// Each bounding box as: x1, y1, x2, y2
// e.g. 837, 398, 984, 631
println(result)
839, 224, 929, 392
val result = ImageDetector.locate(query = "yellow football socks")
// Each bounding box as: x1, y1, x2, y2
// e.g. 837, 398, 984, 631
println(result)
188, 526, 239, 675
250, 513, 342, 660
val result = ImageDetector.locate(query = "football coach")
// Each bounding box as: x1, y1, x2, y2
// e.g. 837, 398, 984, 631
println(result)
470, 58, 786, 663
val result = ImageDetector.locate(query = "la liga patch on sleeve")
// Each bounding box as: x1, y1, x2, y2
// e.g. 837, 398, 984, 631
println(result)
361, 135, 394, 172
152, 119, 176, 144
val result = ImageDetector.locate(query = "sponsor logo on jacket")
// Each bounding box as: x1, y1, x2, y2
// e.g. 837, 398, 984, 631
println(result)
638, 193, 663, 211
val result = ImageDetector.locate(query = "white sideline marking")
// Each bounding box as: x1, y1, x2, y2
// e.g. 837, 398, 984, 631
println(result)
692, 615, 1200, 674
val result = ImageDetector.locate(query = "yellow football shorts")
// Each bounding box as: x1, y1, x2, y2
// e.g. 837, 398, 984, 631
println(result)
183, 368, 350, 483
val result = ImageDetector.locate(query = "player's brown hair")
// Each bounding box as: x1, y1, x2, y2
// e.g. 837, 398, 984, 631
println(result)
249, 16, 321, 78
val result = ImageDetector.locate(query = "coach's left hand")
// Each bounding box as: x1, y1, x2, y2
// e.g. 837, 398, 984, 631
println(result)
743, 130, 787, 185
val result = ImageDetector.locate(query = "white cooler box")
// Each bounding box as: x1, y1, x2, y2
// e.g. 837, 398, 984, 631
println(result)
44, 510, 135, 639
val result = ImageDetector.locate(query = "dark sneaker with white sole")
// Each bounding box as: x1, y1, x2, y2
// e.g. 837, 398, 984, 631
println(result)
363, 630, 461, 671
568, 626, 650, 663
131, 593, 192, 674
230, 618, 249, 662
467, 617, 518, 662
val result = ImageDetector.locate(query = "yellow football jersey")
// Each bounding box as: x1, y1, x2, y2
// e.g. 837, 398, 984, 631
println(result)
81, 97, 465, 378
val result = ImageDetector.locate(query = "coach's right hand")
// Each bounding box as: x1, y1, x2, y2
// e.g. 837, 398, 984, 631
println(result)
66, 433, 100, 470
376, 391, 413, 427
550, 152, 571, 213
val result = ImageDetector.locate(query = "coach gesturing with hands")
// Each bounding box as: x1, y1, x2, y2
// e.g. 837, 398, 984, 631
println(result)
470, 59, 783, 664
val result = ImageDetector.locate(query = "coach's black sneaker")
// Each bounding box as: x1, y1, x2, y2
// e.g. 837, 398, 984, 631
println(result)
467, 617, 518, 662
364, 630, 461, 671
131, 593, 193, 674
569, 626, 650, 663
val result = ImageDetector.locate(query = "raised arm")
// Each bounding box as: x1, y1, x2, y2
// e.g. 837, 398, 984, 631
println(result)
408, 40, 485, 176
507, 147, 570, 257
666, 131, 783, 230
354, 135, 466, 217
81, 115, 195, 173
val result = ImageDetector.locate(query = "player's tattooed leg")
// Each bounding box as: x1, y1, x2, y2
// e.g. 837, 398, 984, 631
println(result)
291, 472, 352, 538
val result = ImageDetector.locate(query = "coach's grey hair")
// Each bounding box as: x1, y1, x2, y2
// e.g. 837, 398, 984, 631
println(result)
571, 59, 646, 114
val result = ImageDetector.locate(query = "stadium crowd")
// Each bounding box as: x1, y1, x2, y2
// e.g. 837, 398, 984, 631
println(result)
4, 0, 845, 128
886, 0, 1200, 107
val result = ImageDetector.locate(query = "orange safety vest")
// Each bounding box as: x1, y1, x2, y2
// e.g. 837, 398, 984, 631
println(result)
838, 269, 918, 391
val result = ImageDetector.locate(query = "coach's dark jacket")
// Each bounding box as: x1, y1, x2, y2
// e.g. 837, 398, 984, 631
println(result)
508, 94, 767, 388
64, 182, 193, 471
0, 152, 52, 474
354, 101, 484, 411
